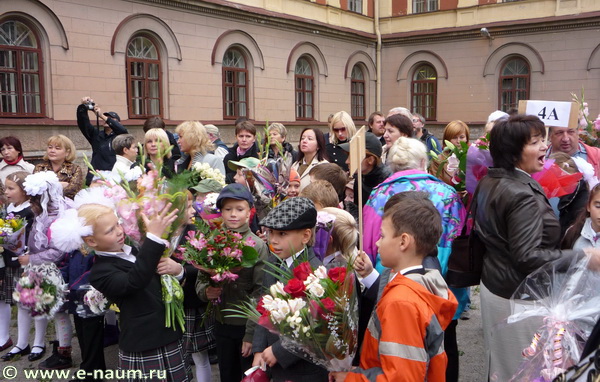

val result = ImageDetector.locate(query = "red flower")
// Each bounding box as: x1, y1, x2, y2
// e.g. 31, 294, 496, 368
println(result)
258, 314, 275, 331
309, 297, 336, 319
320, 297, 335, 311
284, 278, 306, 298
292, 262, 313, 281
328, 267, 347, 283
256, 296, 268, 316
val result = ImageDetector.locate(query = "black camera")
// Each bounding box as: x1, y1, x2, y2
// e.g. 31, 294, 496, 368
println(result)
85, 101, 95, 110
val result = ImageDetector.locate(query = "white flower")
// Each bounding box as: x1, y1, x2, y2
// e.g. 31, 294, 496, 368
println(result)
41, 293, 54, 304
273, 298, 290, 316
306, 281, 325, 298
124, 166, 143, 182
261, 294, 276, 311
287, 298, 306, 314
12, 291, 20, 301
270, 281, 287, 297
23, 171, 60, 196
313, 266, 328, 279
446, 154, 459, 174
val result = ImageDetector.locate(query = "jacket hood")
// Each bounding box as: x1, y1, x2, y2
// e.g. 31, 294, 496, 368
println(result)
401, 269, 457, 329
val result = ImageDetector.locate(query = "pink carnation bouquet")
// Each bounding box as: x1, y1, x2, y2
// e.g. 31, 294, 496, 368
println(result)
177, 217, 259, 320
226, 259, 358, 371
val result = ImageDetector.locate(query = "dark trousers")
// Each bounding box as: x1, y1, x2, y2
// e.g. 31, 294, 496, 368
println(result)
73, 315, 106, 382
215, 322, 252, 382
445, 319, 459, 382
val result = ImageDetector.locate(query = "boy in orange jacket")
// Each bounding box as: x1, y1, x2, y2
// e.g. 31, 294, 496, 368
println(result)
330, 193, 458, 382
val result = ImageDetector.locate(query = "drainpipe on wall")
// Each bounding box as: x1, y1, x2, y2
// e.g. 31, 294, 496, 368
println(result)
374, 0, 382, 112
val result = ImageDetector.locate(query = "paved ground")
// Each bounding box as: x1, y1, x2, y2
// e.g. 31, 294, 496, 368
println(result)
2, 289, 486, 381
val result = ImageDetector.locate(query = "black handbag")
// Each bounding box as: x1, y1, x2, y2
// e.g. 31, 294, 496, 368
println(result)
446, 194, 486, 288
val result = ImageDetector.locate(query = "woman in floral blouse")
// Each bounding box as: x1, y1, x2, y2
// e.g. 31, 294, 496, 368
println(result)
34, 135, 84, 199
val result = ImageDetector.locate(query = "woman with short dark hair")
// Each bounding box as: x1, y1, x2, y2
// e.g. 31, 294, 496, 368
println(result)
223, 121, 259, 184
382, 114, 413, 164
0, 136, 35, 184
472, 114, 594, 380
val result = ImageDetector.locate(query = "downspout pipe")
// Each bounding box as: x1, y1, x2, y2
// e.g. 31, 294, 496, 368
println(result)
374, 0, 382, 112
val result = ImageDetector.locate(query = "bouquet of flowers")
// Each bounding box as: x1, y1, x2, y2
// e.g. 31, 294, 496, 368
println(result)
430, 140, 469, 199
75, 284, 109, 318
572, 88, 600, 147
0, 213, 27, 255
465, 133, 493, 195
504, 255, 600, 381
170, 162, 226, 194
193, 192, 223, 226
12, 263, 67, 319
85, 149, 188, 332
227, 260, 358, 371
177, 218, 260, 320
531, 159, 583, 199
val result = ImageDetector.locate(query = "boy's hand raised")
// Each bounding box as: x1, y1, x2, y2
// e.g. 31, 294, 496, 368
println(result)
141, 203, 178, 238
353, 251, 374, 278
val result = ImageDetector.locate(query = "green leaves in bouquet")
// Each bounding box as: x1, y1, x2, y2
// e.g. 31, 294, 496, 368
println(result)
241, 246, 259, 268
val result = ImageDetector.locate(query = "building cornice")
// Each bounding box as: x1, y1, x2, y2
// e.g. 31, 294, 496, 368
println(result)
132, 0, 376, 44
382, 11, 600, 46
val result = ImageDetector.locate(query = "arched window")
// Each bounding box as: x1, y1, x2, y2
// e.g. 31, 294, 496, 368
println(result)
222, 48, 248, 119
0, 20, 44, 117
351, 65, 365, 120
295, 57, 314, 120
126, 35, 161, 118
499, 57, 529, 112
411, 64, 437, 120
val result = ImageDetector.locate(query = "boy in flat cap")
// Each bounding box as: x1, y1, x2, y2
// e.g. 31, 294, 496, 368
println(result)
252, 197, 328, 382
195, 183, 268, 382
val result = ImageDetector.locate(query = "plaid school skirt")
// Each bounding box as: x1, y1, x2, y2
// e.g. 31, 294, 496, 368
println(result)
0, 266, 20, 304
118, 339, 191, 382
183, 307, 216, 354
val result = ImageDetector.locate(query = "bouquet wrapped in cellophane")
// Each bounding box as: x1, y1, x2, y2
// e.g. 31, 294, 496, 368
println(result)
226, 259, 358, 371
506, 255, 600, 381
13, 263, 67, 319
85, 147, 188, 332
0, 212, 28, 255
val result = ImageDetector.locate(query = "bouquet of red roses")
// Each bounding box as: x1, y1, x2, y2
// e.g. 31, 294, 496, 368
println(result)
227, 260, 358, 371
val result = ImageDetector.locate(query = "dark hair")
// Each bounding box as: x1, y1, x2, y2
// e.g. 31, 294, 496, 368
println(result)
234, 116, 249, 126
296, 128, 330, 163
382, 194, 442, 257
299, 180, 339, 208
384, 114, 413, 137
368, 111, 383, 127
143, 117, 165, 132
0, 136, 24, 156
235, 121, 257, 136
562, 182, 599, 249
490, 114, 546, 171
308, 163, 348, 201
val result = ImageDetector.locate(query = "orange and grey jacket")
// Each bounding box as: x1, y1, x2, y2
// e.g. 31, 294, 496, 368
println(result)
347, 268, 458, 382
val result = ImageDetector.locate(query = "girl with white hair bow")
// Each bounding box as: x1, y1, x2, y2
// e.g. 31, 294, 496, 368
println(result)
1, 171, 68, 363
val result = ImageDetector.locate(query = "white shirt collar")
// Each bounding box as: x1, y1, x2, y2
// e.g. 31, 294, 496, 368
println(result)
115, 155, 134, 167
284, 247, 306, 268
323, 251, 343, 266
95, 244, 136, 263
7, 201, 31, 214
400, 265, 424, 275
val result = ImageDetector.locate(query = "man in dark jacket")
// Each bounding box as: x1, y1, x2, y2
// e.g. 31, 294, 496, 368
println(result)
77, 96, 128, 185
413, 112, 441, 155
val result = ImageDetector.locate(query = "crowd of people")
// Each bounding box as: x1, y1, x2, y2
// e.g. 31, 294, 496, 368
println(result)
0, 95, 599, 382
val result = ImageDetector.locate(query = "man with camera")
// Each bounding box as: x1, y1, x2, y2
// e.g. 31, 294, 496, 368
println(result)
77, 96, 128, 185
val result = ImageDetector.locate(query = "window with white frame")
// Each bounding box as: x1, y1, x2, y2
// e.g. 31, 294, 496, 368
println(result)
126, 35, 162, 118
413, 0, 438, 13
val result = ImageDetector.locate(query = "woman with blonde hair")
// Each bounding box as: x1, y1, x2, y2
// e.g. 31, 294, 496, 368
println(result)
326, 111, 357, 172
34, 135, 83, 199
267, 122, 297, 161
175, 121, 225, 175
144, 128, 175, 177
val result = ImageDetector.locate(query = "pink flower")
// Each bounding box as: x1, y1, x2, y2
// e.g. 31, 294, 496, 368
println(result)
137, 170, 157, 191
211, 271, 239, 283
189, 234, 207, 250
245, 237, 256, 247
232, 232, 243, 241
594, 116, 600, 131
